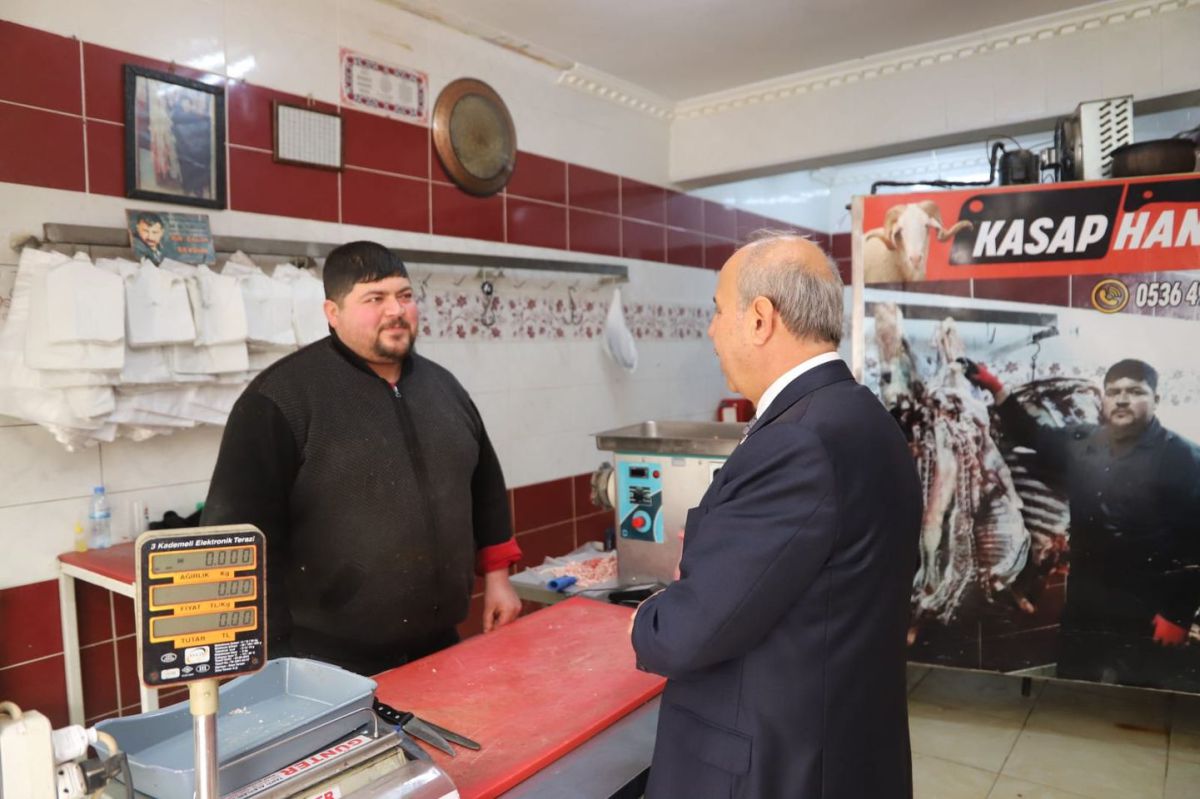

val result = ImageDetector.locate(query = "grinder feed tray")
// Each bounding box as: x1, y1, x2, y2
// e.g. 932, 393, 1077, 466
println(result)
95, 658, 376, 799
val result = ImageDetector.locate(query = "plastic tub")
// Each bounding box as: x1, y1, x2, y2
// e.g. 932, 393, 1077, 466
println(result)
95, 658, 376, 799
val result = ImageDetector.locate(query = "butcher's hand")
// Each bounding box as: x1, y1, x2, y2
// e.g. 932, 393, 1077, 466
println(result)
482, 569, 522, 633
1152, 613, 1187, 646
958, 357, 1006, 399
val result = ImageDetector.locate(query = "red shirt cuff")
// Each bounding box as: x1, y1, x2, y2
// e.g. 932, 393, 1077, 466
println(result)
476, 537, 523, 575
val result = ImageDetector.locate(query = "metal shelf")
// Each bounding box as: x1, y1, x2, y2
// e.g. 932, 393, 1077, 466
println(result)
864, 300, 1057, 328
30, 223, 629, 280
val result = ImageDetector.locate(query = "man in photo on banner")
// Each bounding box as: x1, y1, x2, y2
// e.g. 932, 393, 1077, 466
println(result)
130, 211, 166, 265
964, 357, 1200, 689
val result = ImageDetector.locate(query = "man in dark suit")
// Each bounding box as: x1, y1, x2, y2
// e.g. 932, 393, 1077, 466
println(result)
630, 234, 922, 798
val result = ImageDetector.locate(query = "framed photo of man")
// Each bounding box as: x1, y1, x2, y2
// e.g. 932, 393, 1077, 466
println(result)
124, 65, 226, 209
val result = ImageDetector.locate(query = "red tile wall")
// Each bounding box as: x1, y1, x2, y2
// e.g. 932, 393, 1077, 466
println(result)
341, 169, 429, 233
0, 21, 82, 114
1, 20, 826, 278
0, 103, 86, 192
0, 577, 145, 728
229, 148, 339, 222
621, 218, 667, 263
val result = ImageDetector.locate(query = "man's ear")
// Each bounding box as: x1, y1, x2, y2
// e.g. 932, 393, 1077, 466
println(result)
749, 296, 775, 344
323, 298, 340, 328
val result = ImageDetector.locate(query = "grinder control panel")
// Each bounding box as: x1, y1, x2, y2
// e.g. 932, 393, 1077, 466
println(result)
618, 462, 664, 543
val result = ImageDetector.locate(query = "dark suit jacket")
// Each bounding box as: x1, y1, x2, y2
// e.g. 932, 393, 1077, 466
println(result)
632, 360, 921, 799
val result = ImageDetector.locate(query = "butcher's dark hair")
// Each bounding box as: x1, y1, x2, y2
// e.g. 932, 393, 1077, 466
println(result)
1104, 359, 1158, 391
323, 241, 408, 303
135, 212, 164, 227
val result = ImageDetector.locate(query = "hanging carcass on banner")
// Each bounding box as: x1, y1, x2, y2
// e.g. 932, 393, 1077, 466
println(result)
851, 174, 1200, 693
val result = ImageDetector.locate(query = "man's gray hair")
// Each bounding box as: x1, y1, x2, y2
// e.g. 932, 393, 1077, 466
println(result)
736, 230, 844, 345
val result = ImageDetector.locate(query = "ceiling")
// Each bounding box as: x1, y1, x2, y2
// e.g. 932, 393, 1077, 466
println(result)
393, 0, 1103, 101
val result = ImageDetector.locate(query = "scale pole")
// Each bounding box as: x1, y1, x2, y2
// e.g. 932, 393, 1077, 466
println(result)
190, 678, 220, 799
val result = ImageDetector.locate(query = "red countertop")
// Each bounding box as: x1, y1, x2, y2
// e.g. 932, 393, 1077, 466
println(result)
373, 597, 665, 799
58, 541, 136, 584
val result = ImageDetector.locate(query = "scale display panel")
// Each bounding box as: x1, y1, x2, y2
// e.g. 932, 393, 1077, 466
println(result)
135, 526, 267, 688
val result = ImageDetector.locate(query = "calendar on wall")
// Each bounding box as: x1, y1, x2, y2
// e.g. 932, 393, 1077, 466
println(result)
339, 48, 428, 122
273, 102, 343, 170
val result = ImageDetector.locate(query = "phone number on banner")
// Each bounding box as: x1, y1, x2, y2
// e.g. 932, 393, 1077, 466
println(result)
1134, 281, 1200, 309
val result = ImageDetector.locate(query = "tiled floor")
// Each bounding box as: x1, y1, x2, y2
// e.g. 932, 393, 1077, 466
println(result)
907, 666, 1200, 799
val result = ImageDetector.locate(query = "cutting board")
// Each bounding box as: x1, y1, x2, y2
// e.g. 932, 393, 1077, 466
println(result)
372, 597, 665, 799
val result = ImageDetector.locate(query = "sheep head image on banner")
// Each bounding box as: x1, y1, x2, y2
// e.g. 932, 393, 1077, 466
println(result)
864, 201, 973, 283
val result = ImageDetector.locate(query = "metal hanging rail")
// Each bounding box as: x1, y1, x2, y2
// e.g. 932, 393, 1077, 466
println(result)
29, 223, 630, 280
864, 300, 1057, 328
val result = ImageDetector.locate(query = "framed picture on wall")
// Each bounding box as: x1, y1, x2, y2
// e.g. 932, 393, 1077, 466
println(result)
123, 65, 226, 209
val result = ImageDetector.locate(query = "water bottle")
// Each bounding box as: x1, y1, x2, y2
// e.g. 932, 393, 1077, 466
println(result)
88, 486, 112, 550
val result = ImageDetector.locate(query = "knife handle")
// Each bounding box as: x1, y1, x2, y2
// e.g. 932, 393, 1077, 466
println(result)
373, 699, 414, 727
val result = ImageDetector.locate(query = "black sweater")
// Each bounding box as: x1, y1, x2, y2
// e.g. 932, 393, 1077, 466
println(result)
201, 335, 511, 663
998, 400, 1200, 631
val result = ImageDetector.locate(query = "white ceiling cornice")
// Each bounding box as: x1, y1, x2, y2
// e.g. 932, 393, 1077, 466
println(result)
557, 65, 677, 120
553, 0, 1197, 122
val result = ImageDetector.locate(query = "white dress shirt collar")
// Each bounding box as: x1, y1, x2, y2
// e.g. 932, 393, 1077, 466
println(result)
755, 351, 842, 420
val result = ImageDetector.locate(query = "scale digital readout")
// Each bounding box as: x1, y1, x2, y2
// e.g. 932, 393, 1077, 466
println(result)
135, 525, 267, 688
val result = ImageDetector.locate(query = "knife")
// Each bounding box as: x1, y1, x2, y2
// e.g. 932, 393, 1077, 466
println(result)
373, 699, 455, 757
419, 718, 481, 751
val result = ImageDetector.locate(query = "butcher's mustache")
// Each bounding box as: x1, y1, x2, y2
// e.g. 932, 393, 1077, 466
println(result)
382, 320, 412, 331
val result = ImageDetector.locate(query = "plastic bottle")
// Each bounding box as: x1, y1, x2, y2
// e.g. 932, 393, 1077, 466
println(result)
73, 522, 87, 552
87, 486, 112, 550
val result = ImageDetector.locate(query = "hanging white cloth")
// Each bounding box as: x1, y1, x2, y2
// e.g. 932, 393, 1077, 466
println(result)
44, 257, 125, 344
224, 254, 297, 347
125, 260, 196, 346
24, 253, 124, 372
160, 259, 248, 346
0, 249, 113, 438
158, 259, 249, 374
602, 287, 638, 372
273, 263, 328, 345
170, 340, 249, 375
92, 258, 179, 385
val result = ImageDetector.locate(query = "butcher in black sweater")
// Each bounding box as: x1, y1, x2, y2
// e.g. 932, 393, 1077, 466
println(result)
202, 241, 523, 675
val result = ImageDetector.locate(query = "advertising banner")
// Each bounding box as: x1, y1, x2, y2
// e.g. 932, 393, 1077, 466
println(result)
854, 175, 1200, 692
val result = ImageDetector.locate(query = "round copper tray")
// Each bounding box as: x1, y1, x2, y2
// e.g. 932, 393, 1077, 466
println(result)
432, 78, 516, 197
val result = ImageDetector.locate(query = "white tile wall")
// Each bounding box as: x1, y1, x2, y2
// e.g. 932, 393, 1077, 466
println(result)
3, 0, 225, 68
0, 479, 209, 588
225, 0, 342, 102
98, 426, 223, 494
1161, 15, 1200, 98
422, 334, 728, 490
1099, 14, 1163, 101
989, 43, 1049, 126
1043, 27, 1107, 114
0, 425, 101, 508
941, 52, 998, 134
